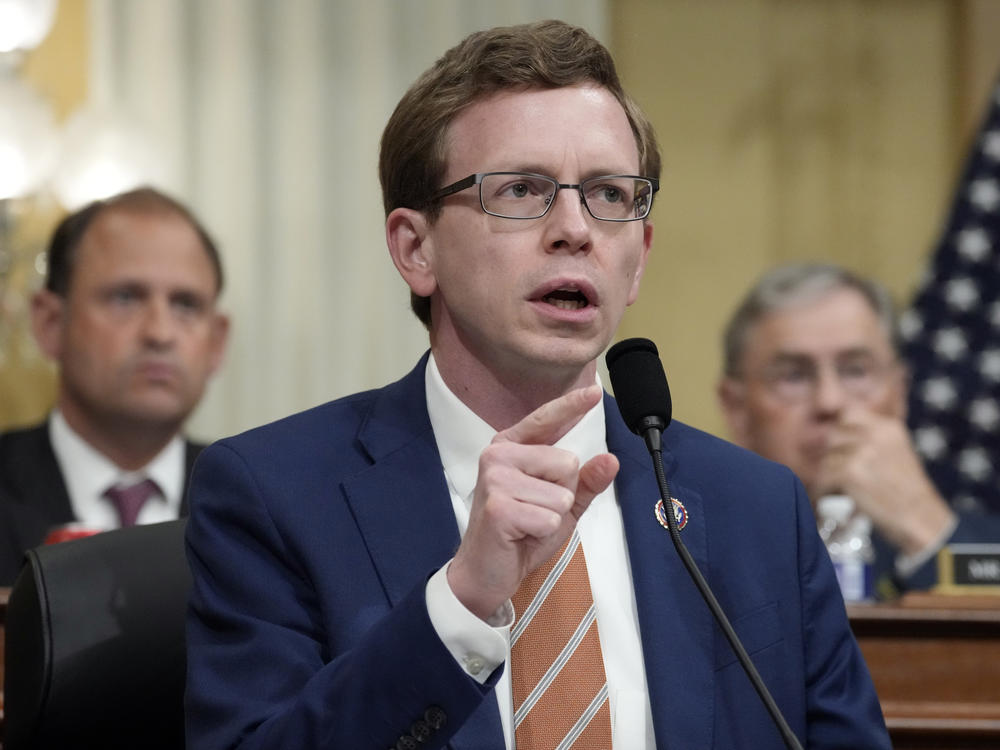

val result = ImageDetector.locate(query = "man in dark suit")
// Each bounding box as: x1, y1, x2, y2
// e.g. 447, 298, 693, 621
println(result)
717, 262, 1000, 596
185, 21, 889, 749
0, 187, 229, 585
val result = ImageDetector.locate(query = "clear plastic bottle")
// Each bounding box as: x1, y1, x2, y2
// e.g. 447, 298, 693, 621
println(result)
816, 495, 875, 603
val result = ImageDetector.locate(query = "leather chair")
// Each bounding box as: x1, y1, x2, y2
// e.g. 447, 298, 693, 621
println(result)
3, 520, 190, 749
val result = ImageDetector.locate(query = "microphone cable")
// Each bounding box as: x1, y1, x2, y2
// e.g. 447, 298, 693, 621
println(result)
607, 337, 804, 750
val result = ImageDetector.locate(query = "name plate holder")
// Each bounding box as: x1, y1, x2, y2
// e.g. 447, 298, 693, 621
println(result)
937, 543, 1000, 594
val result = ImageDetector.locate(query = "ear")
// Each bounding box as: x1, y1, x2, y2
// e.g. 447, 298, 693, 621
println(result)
717, 376, 750, 446
206, 311, 231, 376
386, 207, 437, 298
30, 289, 66, 360
626, 220, 653, 305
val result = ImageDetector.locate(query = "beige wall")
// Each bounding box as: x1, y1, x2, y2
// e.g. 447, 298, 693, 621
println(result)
613, 0, 1000, 438
21, 0, 89, 120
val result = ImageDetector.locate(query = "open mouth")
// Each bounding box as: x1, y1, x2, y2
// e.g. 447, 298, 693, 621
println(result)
542, 288, 590, 310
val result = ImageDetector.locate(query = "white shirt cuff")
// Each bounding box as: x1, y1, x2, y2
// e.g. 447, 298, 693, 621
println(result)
425, 560, 512, 684
894, 512, 960, 580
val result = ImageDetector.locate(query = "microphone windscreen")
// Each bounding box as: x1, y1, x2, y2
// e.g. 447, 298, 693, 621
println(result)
605, 337, 672, 435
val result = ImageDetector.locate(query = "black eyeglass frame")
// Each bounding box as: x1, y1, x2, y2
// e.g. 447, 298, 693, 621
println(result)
427, 171, 659, 222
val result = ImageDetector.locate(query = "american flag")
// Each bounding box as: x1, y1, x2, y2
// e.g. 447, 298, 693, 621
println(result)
902, 76, 1000, 515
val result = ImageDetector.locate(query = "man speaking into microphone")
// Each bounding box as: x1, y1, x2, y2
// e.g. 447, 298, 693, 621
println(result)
184, 20, 890, 750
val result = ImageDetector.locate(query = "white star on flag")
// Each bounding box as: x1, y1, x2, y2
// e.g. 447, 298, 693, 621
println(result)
983, 130, 1000, 161
955, 494, 985, 514
959, 447, 992, 483
970, 398, 1000, 431
898, 309, 922, 341
921, 377, 958, 410
956, 227, 991, 260
981, 349, 1000, 382
933, 328, 968, 361
914, 425, 948, 460
945, 278, 979, 310
969, 178, 1000, 212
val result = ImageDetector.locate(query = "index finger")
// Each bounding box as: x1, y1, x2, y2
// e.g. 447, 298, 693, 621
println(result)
495, 385, 603, 447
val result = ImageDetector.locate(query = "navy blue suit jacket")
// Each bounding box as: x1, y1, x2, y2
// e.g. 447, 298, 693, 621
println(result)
185, 355, 890, 749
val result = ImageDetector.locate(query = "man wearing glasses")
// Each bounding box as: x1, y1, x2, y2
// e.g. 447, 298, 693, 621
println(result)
185, 22, 888, 750
718, 262, 1000, 596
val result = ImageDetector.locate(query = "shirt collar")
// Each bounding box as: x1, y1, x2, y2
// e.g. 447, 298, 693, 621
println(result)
49, 409, 186, 506
424, 353, 608, 505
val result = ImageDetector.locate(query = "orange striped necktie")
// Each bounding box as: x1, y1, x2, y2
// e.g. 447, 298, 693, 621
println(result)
510, 529, 612, 749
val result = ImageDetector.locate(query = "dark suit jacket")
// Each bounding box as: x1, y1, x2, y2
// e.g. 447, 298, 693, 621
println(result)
0, 421, 202, 585
185, 354, 889, 749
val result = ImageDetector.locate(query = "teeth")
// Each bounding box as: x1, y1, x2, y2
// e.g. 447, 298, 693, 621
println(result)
547, 297, 585, 310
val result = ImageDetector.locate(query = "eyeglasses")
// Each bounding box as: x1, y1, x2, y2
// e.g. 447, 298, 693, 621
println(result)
427, 171, 658, 222
750, 356, 898, 404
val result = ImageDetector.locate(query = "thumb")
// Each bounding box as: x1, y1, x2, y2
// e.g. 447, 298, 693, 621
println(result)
572, 453, 619, 519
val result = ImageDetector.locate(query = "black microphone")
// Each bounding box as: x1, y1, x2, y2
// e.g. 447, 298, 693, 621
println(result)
606, 337, 671, 453
606, 338, 804, 750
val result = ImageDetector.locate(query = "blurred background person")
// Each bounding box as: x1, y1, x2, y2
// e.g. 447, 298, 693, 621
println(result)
0, 187, 229, 585
716, 263, 1000, 596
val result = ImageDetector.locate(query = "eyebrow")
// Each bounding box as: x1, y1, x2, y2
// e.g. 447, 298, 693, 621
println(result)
768, 347, 880, 365
767, 352, 813, 368
100, 279, 214, 299
100, 280, 149, 294
503, 164, 640, 180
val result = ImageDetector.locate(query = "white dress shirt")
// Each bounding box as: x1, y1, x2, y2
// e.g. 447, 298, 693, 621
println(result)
423, 354, 656, 749
48, 409, 186, 529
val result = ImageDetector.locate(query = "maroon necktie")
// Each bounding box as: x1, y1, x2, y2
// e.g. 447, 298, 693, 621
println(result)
103, 478, 160, 527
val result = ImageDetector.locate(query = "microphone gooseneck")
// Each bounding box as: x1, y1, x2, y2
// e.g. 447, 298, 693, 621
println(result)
605, 338, 804, 750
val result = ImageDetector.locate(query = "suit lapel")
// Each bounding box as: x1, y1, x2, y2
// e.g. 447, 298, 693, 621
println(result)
342, 356, 503, 748
343, 358, 461, 605
2, 422, 75, 524
606, 395, 715, 750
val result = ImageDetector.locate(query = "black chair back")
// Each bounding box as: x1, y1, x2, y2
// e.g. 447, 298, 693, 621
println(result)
3, 520, 190, 749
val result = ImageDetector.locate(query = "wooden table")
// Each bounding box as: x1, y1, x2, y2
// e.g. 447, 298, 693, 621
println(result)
848, 593, 1000, 749
1, 585, 995, 746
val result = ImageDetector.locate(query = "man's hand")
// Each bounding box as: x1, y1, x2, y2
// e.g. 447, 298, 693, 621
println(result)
447, 385, 619, 620
815, 407, 956, 556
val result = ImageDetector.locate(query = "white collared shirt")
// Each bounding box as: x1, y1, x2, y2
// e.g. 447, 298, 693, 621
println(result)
423, 354, 655, 749
48, 409, 185, 529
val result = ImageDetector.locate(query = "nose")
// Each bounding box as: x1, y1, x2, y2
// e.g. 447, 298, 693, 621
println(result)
141, 297, 177, 348
812, 365, 847, 415
542, 185, 592, 254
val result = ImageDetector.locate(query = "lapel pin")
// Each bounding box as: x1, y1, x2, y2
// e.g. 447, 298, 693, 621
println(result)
654, 497, 688, 531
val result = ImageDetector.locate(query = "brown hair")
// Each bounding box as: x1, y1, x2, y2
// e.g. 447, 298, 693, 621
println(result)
45, 186, 224, 297
378, 19, 661, 328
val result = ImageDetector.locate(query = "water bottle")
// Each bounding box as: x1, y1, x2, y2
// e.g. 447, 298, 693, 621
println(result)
816, 495, 875, 603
